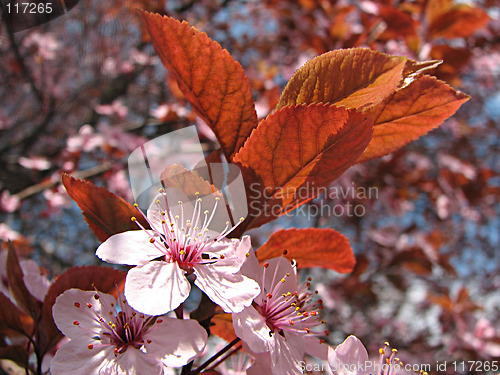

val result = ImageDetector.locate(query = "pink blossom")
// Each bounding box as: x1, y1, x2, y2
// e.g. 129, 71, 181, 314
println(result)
0, 250, 51, 304
51, 288, 207, 375
0, 190, 20, 213
96, 191, 260, 315
232, 254, 328, 375
328, 336, 414, 375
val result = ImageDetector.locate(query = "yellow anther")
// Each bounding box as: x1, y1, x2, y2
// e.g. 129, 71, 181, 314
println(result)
281, 278, 286, 283
204, 210, 209, 214
133, 203, 138, 207
215, 197, 220, 201
179, 250, 185, 255
245, 252, 250, 257
379, 348, 385, 355
178, 201, 182, 204
131, 216, 137, 221
197, 198, 202, 202
156, 200, 160, 204
161, 220, 166, 224
384, 341, 390, 346
239, 217, 244, 222
195, 192, 200, 195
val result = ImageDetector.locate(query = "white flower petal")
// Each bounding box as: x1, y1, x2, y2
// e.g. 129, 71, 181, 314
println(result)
52, 289, 115, 340
50, 338, 115, 375
111, 347, 164, 375
246, 351, 273, 375
208, 236, 252, 273
328, 335, 369, 375
271, 333, 305, 375
145, 317, 207, 368
232, 306, 272, 353
303, 337, 329, 361
263, 257, 298, 295
124, 261, 190, 315
20, 259, 51, 301
96, 230, 165, 266
194, 263, 259, 313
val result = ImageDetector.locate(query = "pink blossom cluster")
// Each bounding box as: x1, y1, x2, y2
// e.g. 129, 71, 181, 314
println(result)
39, 189, 423, 375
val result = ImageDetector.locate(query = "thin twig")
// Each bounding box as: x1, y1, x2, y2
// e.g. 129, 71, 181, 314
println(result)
206, 342, 242, 372
13, 162, 113, 201
189, 337, 241, 375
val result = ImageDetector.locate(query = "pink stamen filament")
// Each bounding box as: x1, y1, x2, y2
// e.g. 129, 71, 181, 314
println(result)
133, 192, 244, 271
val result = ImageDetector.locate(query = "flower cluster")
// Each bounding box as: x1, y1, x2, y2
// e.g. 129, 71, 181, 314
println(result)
47, 187, 420, 375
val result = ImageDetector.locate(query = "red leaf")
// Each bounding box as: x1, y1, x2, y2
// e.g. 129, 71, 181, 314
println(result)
428, 3, 490, 39
233, 104, 372, 231
140, 12, 258, 159
276, 48, 406, 111
62, 173, 150, 242
0, 345, 29, 369
357, 75, 469, 162
0, 293, 28, 335
256, 228, 355, 273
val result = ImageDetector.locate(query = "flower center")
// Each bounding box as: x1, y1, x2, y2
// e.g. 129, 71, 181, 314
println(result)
72, 291, 159, 356
255, 258, 327, 340
132, 189, 244, 271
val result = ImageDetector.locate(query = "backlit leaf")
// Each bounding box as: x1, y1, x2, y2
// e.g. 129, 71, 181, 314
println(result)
428, 4, 490, 39
233, 104, 372, 231
357, 75, 469, 162
276, 48, 406, 111
62, 173, 150, 242
160, 164, 214, 197
256, 228, 355, 273
140, 12, 258, 159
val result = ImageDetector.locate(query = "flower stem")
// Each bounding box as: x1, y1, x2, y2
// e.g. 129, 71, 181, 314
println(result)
189, 337, 241, 375
206, 342, 243, 371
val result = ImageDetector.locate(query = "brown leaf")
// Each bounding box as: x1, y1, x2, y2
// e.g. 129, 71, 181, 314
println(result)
428, 4, 490, 39
39, 266, 126, 355
357, 75, 469, 163
140, 12, 258, 159
62, 173, 150, 242
276, 48, 406, 111
233, 104, 372, 230
256, 228, 355, 273
0, 345, 29, 369
0, 293, 27, 335
6, 242, 41, 320
425, 0, 454, 25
